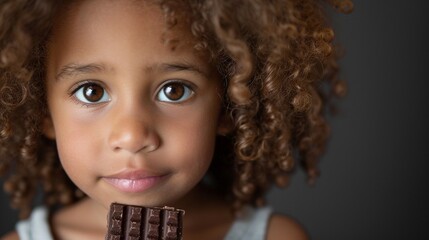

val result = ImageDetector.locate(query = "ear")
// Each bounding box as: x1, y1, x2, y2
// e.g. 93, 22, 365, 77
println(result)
217, 108, 234, 136
42, 116, 56, 139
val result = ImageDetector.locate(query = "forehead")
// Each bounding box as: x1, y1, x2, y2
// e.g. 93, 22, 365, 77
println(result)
46, 0, 210, 73
49, 0, 196, 53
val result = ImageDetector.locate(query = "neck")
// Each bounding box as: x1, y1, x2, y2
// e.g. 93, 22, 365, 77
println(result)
171, 185, 234, 231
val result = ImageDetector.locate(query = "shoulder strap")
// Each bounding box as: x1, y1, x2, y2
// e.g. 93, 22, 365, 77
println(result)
16, 206, 54, 240
224, 206, 272, 240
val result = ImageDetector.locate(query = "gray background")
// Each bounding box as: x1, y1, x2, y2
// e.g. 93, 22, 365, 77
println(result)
1, 1, 428, 239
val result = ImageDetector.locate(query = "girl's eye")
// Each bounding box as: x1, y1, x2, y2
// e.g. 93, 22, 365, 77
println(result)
72, 82, 110, 104
157, 81, 194, 103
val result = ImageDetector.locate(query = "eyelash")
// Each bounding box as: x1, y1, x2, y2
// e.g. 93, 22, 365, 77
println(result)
68, 80, 109, 107
68, 79, 195, 107
156, 80, 195, 103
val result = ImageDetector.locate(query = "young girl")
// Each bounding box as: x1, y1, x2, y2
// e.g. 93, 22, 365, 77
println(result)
0, 0, 352, 239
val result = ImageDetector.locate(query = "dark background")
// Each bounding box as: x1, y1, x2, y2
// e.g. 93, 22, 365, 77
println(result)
1, 1, 428, 239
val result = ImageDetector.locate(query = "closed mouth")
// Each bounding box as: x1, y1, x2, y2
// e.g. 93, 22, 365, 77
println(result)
103, 170, 169, 193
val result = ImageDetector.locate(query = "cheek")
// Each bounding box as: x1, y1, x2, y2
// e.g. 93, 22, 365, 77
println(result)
165, 111, 219, 170
53, 118, 102, 176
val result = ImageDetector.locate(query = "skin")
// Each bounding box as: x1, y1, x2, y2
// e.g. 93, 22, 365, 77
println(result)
44, 0, 223, 212
3, 0, 308, 239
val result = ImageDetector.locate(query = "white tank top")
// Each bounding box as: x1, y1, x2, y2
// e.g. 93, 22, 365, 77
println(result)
224, 206, 272, 240
16, 207, 53, 240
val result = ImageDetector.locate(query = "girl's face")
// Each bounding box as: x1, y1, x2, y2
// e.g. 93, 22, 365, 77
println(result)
44, 0, 223, 209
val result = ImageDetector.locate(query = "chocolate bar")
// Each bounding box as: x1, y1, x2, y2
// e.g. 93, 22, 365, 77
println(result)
106, 202, 185, 240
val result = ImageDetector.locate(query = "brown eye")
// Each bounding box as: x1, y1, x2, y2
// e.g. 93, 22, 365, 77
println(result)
158, 81, 193, 102
73, 82, 110, 104
164, 82, 184, 100
84, 84, 104, 102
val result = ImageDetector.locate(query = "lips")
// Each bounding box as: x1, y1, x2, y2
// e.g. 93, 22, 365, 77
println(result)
103, 170, 168, 193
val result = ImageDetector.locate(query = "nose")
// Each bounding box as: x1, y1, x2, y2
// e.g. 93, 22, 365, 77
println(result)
108, 111, 160, 154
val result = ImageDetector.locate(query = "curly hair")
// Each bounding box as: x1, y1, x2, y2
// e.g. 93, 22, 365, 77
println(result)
0, 0, 352, 218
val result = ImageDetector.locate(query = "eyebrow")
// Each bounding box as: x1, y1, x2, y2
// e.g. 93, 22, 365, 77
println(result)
55, 63, 105, 81
156, 62, 208, 78
55, 61, 209, 81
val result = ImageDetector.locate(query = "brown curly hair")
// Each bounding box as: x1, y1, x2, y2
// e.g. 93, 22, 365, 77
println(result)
0, 0, 352, 218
